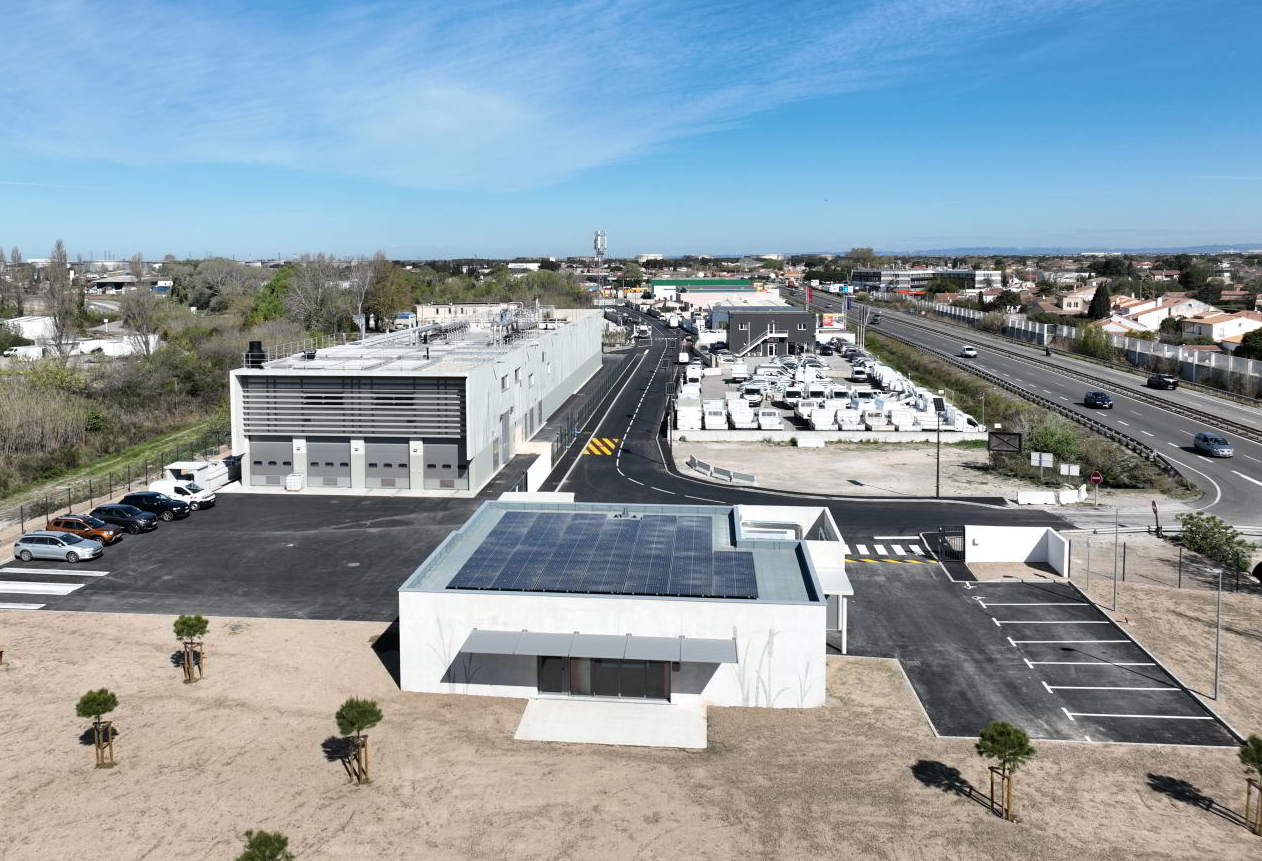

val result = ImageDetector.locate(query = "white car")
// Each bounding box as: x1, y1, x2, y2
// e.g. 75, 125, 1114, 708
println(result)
959, 346, 978, 358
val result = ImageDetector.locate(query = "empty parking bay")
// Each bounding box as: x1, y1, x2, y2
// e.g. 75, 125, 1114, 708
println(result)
973, 582, 1236, 746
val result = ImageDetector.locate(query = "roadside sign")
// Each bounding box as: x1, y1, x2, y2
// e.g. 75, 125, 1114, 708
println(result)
1030, 452, 1054, 468
1089, 471, 1104, 485
987, 431, 1022, 453
1059, 463, 1080, 477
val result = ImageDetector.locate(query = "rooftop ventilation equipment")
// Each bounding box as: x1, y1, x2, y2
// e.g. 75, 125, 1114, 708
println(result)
244, 341, 266, 368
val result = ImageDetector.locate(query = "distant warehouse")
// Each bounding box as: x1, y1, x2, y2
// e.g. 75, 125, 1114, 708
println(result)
710, 306, 815, 357
229, 307, 602, 494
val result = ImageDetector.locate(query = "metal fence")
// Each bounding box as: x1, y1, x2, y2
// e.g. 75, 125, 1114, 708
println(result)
0, 427, 232, 536
548, 351, 640, 463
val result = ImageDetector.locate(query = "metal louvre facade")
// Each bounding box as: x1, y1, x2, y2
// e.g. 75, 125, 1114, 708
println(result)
239, 376, 466, 439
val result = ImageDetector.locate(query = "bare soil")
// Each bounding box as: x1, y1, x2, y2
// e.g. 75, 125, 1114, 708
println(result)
2, 610, 1260, 860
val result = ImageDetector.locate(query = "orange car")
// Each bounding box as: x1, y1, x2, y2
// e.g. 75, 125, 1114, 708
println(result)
45, 514, 123, 545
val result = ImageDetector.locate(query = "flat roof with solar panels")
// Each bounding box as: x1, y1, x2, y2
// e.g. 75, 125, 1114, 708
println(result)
401, 501, 828, 604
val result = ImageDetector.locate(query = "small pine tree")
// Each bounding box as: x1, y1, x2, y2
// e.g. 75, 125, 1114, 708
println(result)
336, 698, 383, 784
173, 614, 209, 643
75, 689, 117, 722
1240, 734, 1262, 783
976, 721, 1035, 820
236, 830, 295, 861
1087, 283, 1112, 319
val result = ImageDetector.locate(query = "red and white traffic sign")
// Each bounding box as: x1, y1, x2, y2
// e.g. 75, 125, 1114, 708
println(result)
1089, 471, 1104, 485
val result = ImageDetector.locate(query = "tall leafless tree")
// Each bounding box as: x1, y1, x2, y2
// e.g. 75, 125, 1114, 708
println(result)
46, 239, 81, 362
128, 252, 146, 285
119, 287, 167, 357
285, 254, 346, 332
344, 255, 377, 337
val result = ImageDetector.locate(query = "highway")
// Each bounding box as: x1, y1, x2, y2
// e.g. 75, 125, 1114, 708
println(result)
783, 288, 1262, 527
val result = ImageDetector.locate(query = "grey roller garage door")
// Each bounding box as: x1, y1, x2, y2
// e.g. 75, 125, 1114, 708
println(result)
249, 437, 294, 486
365, 439, 410, 489
307, 438, 351, 487
423, 440, 468, 490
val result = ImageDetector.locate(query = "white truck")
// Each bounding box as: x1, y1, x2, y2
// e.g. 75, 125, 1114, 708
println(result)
667, 314, 681, 328
162, 460, 230, 491
2, 344, 48, 359
149, 479, 218, 510
635, 324, 651, 339
390, 311, 417, 331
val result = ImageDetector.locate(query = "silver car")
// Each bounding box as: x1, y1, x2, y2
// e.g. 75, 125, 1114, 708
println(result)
13, 530, 105, 563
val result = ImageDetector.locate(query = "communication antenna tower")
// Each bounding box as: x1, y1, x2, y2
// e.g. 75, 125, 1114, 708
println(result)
593, 230, 607, 267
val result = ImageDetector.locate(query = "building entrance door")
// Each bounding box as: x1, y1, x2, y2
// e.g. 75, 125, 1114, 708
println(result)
537, 656, 669, 700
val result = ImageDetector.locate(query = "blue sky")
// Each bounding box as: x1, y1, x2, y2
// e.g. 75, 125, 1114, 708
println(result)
1, 0, 1259, 259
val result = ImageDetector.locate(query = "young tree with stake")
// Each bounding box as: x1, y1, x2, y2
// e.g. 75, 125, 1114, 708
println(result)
1239, 734, 1262, 834
75, 688, 118, 767
173, 614, 209, 682
976, 721, 1035, 821
235, 830, 296, 861
335, 697, 383, 784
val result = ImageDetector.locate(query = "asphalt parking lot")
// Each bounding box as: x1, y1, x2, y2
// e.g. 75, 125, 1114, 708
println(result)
969, 581, 1236, 746
0, 493, 482, 620
837, 543, 1237, 746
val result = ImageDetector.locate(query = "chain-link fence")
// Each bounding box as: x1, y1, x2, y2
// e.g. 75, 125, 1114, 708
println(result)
0, 426, 232, 539
549, 352, 640, 463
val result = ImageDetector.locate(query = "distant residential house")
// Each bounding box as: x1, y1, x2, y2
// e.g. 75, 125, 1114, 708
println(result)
1149, 269, 1180, 281
1089, 315, 1149, 335
1110, 296, 1218, 332
1036, 270, 1092, 285
1218, 289, 1251, 305
1026, 299, 1078, 317
1180, 311, 1262, 344
1055, 285, 1097, 314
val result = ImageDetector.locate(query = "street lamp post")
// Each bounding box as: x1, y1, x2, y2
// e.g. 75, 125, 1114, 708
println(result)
1214, 565, 1224, 699
934, 390, 946, 499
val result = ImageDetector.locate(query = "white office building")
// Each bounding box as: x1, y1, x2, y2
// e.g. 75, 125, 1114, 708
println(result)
229, 307, 602, 494
398, 500, 852, 708
851, 268, 1002, 292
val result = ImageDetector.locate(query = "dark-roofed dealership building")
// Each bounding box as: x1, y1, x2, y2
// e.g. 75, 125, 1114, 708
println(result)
398, 499, 852, 708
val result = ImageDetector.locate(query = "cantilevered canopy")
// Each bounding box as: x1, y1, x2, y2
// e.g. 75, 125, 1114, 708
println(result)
460, 629, 737, 663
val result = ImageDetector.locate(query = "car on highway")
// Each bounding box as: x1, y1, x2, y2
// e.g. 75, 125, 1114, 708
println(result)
959, 346, 978, 358
118, 491, 191, 521
45, 514, 123, 545
1147, 373, 1179, 390
89, 503, 160, 534
1193, 432, 1234, 458
1084, 391, 1114, 409
13, 530, 105, 563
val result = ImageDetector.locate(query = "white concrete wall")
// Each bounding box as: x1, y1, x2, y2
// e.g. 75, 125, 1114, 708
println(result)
399, 590, 827, 708
963, 525, 1069, 576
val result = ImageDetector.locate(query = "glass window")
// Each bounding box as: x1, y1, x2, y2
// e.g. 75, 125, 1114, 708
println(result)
368, 463, 377, 468
569, 658, 592, 696
592, 659, 620, 697
339, 462, 348, 467
538, 656, 565, 693
646, 662, 669, 699
619, 660, 647, 698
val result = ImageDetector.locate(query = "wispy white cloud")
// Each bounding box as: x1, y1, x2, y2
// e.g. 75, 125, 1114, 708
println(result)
1, 0, 1122, 191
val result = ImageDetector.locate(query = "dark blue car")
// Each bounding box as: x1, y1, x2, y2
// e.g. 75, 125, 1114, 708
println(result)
1084, 391, 1114, 409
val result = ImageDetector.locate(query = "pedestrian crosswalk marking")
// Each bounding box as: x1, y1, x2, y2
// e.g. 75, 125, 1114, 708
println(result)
855, 544, 868, 554
584, 437, 621, 455
0, 581, 84, 595
891, 544, 905, 554
873, 544, 887, 554
910, 544, 923, 555
845, 558, 928, 565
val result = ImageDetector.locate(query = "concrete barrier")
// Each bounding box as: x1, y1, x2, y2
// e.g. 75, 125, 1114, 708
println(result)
673, 430, 989, 444
686, 455, 756, 485
963, 524, 1069, 576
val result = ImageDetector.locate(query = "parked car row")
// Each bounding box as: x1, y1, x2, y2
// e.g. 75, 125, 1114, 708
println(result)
12, 486, 218, 564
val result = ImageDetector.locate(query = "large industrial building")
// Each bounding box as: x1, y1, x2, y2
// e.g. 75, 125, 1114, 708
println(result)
229, 307, 602, 494
850, 268, 1002, 292
398, 499, 851, 708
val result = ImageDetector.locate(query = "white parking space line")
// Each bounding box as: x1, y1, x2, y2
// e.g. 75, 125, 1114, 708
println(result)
910, 544, 923, 554
1065, 712, 1215, 721
1232, 470, 1262, 488
873, 544, 887, 554
1047, 685, 1177, 691
1010, 639, 1130, 644
1029, 661, 1156, 666
982, 602, 1085, 606
855, 544, 869, 554
874, 535, 919, 540
891, 544, 906, 554
0, 581, 84, 595
995, 620, 1110, 625
0, 567, 108, 577
0, 602, 45, 610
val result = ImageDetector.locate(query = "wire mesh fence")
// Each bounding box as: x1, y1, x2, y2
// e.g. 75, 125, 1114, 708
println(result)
1070, 536, 1261, 595
0, 427, 232, 538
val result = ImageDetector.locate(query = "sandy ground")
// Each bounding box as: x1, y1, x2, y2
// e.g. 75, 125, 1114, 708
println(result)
3, 611, 1262, 860
673, 441, 1183, 513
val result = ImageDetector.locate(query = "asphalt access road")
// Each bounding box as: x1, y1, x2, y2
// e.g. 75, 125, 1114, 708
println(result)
0, 494, 482, 620
549, 308, 1067, 534
836, 555, 1237, 745
784, 289, 1262, 526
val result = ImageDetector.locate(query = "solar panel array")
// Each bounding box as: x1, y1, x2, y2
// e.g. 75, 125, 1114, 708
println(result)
448, 511, 758, 599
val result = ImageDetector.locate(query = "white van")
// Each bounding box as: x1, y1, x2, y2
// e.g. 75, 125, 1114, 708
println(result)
163, 460, 230, 491
149, 479, 217, 510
